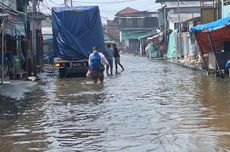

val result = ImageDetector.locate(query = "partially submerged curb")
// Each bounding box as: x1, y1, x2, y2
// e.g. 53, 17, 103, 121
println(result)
169, 59, 203, 71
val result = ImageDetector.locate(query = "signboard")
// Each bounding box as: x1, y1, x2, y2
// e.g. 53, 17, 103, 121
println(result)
201, 8, 217, 24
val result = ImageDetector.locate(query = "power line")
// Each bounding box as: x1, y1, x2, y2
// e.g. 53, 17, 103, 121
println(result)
72, 0, 137, 4
47, 0, 64, 6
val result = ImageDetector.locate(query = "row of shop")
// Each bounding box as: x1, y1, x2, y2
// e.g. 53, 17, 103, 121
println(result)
0, 1, 44, 83
142, 16, 230, 77
109, 0, 230, 77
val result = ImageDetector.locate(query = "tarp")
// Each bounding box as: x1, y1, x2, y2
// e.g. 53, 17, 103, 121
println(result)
167, 29, 177, 58
52, 6, 104, 60
190, 17, 230, 55
190, 17, 230, 32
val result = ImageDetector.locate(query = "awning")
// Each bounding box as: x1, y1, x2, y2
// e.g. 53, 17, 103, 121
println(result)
138, 31, 158, 39
147, 33, 161, 40
121, 31, 153, 40
190, 17, 230, 55
190, 17, 230, 32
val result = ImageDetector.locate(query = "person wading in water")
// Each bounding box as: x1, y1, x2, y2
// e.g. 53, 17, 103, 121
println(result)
113, 44, 124, 74
87, 47, 109, 83
105, 44, 114, 76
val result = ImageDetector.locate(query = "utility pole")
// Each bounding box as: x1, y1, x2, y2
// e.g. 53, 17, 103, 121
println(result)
177, 0, 181, 58
1, 14, 8, 85
164, 1, 167, 45
32, 0, 37, 76
1, 19, 5, 85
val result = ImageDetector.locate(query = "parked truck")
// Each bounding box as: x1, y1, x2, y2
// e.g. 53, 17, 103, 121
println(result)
52, 6, 105, 77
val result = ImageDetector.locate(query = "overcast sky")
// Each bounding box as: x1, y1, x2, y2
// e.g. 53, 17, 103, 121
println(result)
39, 0, 161, 23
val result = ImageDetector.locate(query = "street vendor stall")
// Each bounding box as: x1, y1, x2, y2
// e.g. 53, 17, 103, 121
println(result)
190, 17, 230, 77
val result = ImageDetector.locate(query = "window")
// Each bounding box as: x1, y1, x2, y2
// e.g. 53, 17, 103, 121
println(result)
138, 18, 144, 27
126, 18, 133, 27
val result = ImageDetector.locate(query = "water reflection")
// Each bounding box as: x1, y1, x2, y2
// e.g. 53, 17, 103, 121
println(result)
40, 77, 108, 151
193, 76, 230, 151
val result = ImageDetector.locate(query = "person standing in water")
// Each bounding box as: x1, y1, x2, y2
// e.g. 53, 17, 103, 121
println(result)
87, 47, 109, 83
104, 44, 114, 76
113, 44, 124, 74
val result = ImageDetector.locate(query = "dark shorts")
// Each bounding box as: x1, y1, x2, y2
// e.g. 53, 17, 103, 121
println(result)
91, 70, 104, 82
107, 59, 113, 66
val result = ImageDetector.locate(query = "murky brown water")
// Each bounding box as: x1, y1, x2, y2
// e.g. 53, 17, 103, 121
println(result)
1, 55, 230, 152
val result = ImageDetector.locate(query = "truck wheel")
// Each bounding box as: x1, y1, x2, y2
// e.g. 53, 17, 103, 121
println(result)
59, 69, 66, 78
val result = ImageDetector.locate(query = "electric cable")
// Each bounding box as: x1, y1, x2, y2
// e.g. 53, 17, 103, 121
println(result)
72, 0, 137, 4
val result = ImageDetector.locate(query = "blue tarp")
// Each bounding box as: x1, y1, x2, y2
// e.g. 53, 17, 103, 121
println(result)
52, 6, 105, 60
190, 17, 230, 32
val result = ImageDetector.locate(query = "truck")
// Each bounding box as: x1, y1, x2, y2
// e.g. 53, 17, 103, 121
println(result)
52, 6, 105, 77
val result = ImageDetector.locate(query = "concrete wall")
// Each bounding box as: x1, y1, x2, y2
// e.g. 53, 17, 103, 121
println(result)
173, 32, 198, 59
222, 5, 230, 18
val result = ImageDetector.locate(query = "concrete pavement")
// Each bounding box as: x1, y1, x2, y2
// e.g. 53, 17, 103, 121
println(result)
0, 80, 38, 100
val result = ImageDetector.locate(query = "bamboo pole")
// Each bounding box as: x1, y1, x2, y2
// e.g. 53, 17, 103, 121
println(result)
194, 32, 208, 71
207, 32, 224, 78
1, 18, 6, 85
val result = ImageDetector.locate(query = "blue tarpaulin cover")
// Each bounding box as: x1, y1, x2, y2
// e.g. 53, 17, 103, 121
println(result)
52, 6, 105, 60
190, 17, 230, 32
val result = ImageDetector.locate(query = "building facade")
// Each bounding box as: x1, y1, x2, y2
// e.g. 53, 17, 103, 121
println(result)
108, 7, 158, 53
0, 0, 44, 79
222, 0, 230, 18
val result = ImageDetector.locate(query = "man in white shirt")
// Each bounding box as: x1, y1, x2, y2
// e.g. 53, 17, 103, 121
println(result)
87, 47, 109, 83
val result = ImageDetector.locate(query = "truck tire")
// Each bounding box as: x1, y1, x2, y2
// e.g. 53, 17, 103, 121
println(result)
59, 68, 66, 78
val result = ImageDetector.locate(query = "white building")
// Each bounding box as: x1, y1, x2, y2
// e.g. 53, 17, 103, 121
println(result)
222, 0, 230, 18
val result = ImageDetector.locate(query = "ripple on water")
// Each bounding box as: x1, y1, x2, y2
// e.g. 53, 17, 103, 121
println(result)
1, 56, 230, 151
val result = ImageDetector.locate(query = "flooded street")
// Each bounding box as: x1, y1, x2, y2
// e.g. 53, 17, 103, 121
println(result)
1, 55, 230, 152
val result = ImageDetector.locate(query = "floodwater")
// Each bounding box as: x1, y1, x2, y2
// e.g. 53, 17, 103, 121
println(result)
1, 55, 230, 152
